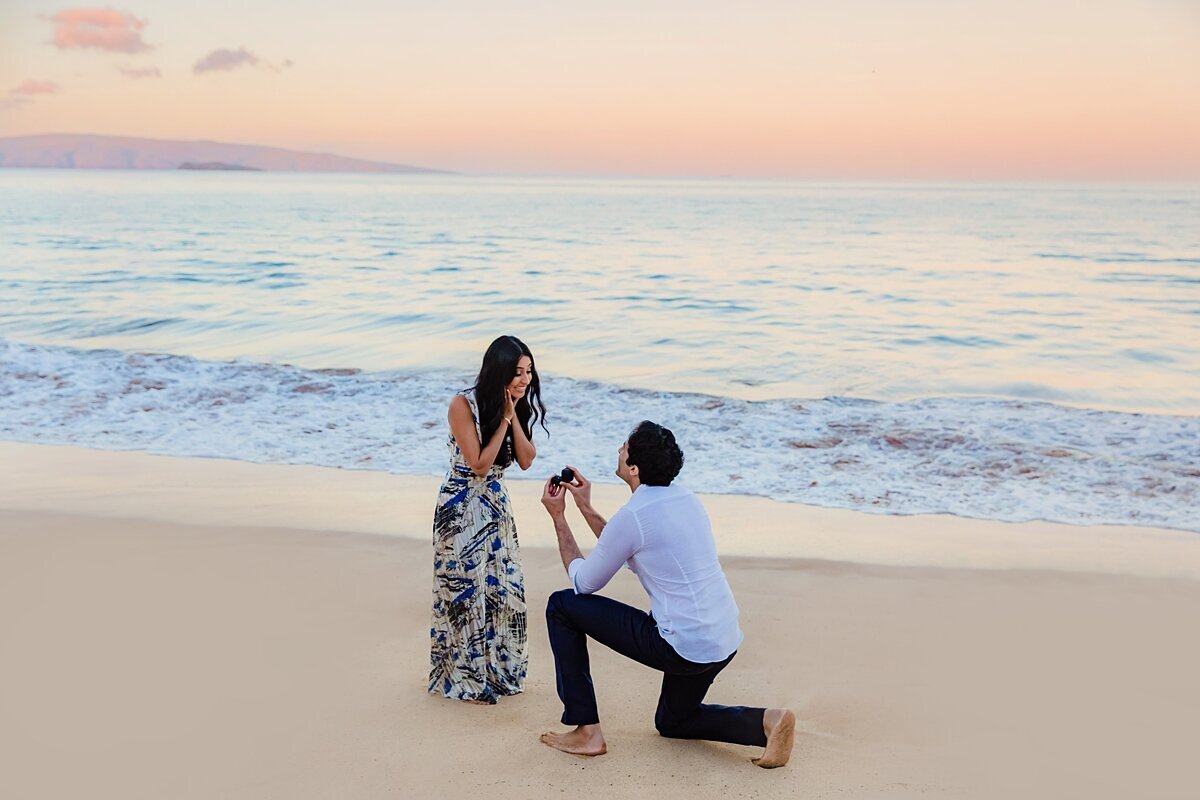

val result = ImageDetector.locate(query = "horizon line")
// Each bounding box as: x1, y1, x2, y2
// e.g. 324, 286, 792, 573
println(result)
3, 165, 1199, 186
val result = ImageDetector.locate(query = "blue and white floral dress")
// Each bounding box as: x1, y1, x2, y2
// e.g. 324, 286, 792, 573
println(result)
429, 389, 528, 703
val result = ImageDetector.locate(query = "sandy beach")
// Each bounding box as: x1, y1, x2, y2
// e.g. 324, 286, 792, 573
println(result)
2, 442, 1197, 799
6, 4, 1199, 797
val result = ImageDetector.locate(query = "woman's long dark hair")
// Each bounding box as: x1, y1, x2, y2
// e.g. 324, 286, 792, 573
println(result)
472, 335, 548, 468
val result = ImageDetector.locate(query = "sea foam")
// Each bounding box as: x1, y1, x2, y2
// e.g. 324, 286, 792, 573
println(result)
3, 338, 1197, 532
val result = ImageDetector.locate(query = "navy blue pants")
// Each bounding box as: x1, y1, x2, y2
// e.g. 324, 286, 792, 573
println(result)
545, 588, 768, 747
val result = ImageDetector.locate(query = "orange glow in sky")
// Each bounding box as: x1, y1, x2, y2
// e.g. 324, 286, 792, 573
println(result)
2, 0, 1198, 177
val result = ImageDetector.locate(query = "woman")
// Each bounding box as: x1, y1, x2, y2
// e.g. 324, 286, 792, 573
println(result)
429, 335, 546, 704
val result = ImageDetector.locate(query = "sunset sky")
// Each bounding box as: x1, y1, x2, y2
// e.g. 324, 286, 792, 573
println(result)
2, 1, 1198, 178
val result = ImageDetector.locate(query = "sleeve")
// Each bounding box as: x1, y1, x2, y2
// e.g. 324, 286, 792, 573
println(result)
566, 508, 641, 595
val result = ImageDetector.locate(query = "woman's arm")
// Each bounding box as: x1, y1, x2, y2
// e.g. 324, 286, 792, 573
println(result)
510, 402, 537, 470
448, 395, 510, 478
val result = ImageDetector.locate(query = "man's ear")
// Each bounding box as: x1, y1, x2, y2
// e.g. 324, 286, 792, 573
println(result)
629, 464, 639, 477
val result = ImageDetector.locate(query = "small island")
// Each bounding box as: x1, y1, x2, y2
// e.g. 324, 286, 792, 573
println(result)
178, 162, 263, 171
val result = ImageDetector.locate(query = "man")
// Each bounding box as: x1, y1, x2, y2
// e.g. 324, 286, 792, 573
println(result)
538, 420, 795, 768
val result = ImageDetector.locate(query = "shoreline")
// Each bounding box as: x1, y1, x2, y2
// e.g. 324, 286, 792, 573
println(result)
2, 440, 1196, 580
6, 337, 1198, 532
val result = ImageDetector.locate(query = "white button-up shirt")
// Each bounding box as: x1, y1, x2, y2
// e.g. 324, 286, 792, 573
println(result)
567, 484, 743, 664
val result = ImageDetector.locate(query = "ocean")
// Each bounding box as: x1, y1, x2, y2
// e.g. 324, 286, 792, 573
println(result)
2, 169, 1198, 531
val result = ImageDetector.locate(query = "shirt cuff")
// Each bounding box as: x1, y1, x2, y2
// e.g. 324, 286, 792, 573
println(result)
567, 557, 586, 593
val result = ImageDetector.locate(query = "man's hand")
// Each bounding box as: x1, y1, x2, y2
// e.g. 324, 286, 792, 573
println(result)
562, 464, 592, 509
544, 476, 583, 573
541, 475, 567, 518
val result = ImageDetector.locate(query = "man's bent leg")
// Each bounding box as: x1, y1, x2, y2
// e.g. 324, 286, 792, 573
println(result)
545, 588, 669, 726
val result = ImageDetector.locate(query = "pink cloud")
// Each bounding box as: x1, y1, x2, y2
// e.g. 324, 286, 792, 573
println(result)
1, 80, 59, 111
49, 7, 151, 53
193, 48, 259, 74
119, 65, 161, 78
13, 80, 60, 95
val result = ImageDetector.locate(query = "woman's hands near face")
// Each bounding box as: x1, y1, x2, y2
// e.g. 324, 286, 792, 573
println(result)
503, 388, 516, 423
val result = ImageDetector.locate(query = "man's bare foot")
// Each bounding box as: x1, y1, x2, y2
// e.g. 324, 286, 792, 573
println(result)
752, 708, 795, 768
539, 724, 607, 757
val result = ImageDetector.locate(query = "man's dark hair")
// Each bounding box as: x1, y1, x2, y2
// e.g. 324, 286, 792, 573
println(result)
626, 420, 684, 486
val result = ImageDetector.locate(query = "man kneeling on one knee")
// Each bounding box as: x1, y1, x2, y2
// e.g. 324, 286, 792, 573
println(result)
538, 420, 795, 768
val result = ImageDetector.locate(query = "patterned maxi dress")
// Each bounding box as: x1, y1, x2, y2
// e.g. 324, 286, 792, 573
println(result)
429, 389, 528, 703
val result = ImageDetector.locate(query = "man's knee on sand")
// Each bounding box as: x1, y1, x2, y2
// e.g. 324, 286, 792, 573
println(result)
654, 707, 693, 739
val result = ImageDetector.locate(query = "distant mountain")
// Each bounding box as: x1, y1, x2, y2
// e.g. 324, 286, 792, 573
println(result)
0, 134, 449, 174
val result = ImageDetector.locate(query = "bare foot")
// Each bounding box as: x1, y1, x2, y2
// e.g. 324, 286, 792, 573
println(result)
539, 724, 607, 757
752, 708, 795, 768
